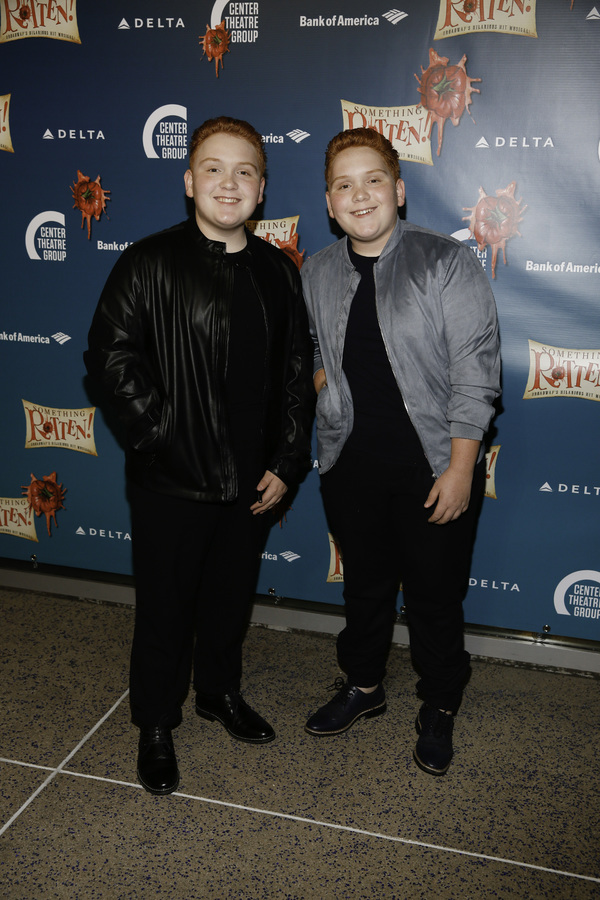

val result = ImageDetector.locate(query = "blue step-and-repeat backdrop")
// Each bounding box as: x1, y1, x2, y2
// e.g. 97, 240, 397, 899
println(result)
1, 0, 599, 642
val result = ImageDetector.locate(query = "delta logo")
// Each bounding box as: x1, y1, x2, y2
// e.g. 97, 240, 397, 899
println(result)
434, 0, 537, 40
340, 46, 481, 166
201, 2, 259, 77
0, 0, 80, 44
0, 93, 13, 153
524, 340, 600, 402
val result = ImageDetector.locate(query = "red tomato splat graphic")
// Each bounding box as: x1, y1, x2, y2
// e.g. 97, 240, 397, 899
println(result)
415, 49, 480, 157
22, 471, 66, 536
71, 171, 110, 239
274, 224, 305, 271
201, 21, 231, 77
463, 182, 527, 279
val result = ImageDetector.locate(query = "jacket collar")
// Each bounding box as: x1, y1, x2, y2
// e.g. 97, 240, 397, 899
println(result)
185, 216, 256, 261
340, 216, 405, 268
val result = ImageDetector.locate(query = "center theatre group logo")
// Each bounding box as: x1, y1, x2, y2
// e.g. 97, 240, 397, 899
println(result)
554, 570, 600, 620
0, 0, 81, 44
524, 340, 600, 402
201, 2, 259, 77
143, 105, 187, 160
341, 46, 481, 166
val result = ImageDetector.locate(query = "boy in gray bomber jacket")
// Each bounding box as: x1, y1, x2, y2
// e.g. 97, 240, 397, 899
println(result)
301, 127, 500, 775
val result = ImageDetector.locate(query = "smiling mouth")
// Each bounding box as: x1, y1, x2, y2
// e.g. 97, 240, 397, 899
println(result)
352, 207, 375, 217
215, 197, 240, 204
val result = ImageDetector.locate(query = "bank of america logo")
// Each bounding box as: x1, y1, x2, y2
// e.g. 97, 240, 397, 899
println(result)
280, 550, 300, 563
383, 9, 408, 25
52, 332, 72, 344
287, 129, 310, 144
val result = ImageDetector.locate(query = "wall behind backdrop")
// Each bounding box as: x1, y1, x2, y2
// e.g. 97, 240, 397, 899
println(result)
1, 0, 599, 644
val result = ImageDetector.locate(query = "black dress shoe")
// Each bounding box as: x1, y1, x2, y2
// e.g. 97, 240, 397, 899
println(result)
137, 727, 180, 795
195, 690, 275, 743
413, 704, 454, 775
305, 678, 386, 736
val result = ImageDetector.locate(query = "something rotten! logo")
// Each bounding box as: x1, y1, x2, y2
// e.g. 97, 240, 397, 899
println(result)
0, 0, 81, 43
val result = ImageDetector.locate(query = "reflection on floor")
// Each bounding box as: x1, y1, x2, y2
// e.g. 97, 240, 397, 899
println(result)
1, 587, 599, 899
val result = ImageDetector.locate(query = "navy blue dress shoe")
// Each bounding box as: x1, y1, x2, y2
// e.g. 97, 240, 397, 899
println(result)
195, 690, 275, 743
137, 726, 180, 795
305, 678, 386, 735
413, 704, 454, 775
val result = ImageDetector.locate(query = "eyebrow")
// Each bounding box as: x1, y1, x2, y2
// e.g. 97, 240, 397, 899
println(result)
199, 156, 258, 172
330, 167, 388, 186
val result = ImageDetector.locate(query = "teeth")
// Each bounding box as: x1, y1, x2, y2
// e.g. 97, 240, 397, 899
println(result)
217, 197, 239, 203
353, 208, 374, 216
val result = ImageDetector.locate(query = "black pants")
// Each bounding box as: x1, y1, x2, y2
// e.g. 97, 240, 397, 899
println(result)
128, 439, 269, 729
320, 449, 485, 714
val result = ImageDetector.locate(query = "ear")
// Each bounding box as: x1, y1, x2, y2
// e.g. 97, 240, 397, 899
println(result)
257, 177, 265, 205
325, 192, 335, 219
396, 179, 406, 208
184, 169, 193, 198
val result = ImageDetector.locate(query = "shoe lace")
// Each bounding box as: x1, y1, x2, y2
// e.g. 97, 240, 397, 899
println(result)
422, 708, 453, 738
326, 676, 354, 707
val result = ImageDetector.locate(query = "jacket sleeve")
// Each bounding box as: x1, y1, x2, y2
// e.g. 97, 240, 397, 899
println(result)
441, 243, 501, 441
300, 263, 324, 377
267, 267, 315, 487
83, 248, 164, 452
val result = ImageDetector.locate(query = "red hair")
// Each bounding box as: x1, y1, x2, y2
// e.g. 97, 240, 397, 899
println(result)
325, 128, 400, 188
189, 116, 266, 177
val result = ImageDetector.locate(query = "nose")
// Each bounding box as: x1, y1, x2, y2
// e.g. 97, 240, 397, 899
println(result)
220, 169, 238, 189
352, 183, 368, 202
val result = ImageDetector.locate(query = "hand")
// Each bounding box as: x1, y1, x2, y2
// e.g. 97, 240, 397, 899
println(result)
251, 470, 288, 515
424, 438, 480, 525
313, 367, 327, 395
424, 467, 473, 524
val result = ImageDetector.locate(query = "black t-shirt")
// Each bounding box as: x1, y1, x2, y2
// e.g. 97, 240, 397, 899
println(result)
342, 241, 425, 464
225, 250, 267, 459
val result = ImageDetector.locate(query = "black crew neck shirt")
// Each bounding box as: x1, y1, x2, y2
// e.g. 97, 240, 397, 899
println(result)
342, 240, 426, 464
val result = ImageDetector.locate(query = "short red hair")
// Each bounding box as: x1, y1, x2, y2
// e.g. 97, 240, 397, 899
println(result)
189, 116, 266, 177
325, 128, 400, 188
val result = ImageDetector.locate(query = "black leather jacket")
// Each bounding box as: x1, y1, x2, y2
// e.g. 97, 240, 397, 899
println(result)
84, 218, 314, 502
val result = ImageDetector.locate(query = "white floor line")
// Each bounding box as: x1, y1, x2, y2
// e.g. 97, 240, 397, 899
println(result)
2, 755, 598, 886
0, 689, 129, 838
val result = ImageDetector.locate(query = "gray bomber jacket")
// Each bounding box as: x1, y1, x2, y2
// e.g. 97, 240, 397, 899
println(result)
301, 218, 501, 477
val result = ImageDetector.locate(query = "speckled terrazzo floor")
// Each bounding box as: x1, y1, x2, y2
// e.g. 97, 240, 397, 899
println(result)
1, 588, 599, 899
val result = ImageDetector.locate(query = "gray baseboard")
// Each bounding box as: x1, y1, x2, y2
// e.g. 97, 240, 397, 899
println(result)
1, 566, 598, 676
